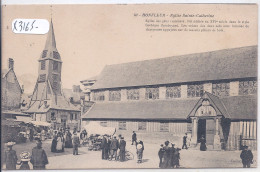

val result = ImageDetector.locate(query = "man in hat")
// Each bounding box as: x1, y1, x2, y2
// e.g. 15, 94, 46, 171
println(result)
101, 135, 108, 160
162, 141, 171, 169
119, 136, 126, 162
110, 136, 119, 161
240, 145, 253, 168
30, 139, 48, 169
132, 131, 137, 145
72, 132, 80, 155
158, 144, 165, 168
182, 133, 188, 149
4, 142, 18, 170
170, 143, 176, 168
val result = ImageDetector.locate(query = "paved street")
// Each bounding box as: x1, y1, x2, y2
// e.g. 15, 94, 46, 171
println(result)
2, 137, 257, 169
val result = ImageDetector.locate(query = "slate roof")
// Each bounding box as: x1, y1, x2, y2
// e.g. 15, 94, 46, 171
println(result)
91, 45, 257, 90
82, 94, 257, 120
25, 94, 80, 113
221, 95, 257, 120
82, 98, 200, 120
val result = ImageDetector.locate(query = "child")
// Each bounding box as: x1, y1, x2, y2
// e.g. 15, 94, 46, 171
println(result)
4, 142, 18, 170
17, 151, 31, 170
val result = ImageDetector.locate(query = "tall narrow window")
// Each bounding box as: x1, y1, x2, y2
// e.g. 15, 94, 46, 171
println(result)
53, 61, 58, 71
53, 82, 58, 91
42, 50, 48, 58
145, 87, 159, 100
41, 61, 46, 70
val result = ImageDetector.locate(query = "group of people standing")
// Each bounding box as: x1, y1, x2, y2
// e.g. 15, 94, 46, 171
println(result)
100, 134, 126, 162
158, 141, 181, 168
4, 139, 49, 170
51, 128, 80, 155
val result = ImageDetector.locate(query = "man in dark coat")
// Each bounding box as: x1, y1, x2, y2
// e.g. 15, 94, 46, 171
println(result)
101, 135, 108, 160
158, 144, 165, 168
240, 146, 253, 168
29, 128, 34, 142
162, 141, 171, 169
170, 143, 176, 168
132, 131, 137, 145
72, 132, 80, 155
182, 133, 188, 149
119, 137, 126, 162
30, 139, 48, 170
110, 136, 119, 160
4, 142, 18, 170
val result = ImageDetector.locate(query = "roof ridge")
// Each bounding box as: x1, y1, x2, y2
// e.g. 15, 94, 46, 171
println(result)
105, 45, 257, 67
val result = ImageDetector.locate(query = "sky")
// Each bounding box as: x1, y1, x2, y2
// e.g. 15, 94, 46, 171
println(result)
2, 4, 257, 94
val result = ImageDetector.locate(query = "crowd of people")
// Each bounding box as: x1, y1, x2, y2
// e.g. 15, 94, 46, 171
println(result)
3, 129, 255, 170
51, 127, 80, 155
158, 141, 181, 168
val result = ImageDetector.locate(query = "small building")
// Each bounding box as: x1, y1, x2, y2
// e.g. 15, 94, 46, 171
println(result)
2, 58, 23, 111
24, 20, 81, 130
80, 76, 97, 101
82, 45, 257, 150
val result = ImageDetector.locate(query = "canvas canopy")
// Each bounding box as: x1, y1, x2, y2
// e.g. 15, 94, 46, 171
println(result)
83, 121, 116, 136
29, 121, 51, 127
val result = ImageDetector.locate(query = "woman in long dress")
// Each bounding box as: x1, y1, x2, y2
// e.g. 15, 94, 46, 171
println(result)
51, 135, 58, 152
56, 133, 64, 153
200, 136, 207, 151
65, 130, 73, 148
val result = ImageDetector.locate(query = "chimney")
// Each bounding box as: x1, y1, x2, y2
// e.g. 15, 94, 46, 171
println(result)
21, 85, 24, 93
8, 58, 14, 69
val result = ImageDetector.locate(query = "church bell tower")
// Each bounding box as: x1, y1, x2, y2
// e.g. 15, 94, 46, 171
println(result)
29, 20, 63, 107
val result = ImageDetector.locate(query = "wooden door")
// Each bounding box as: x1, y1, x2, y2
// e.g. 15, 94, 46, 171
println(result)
206, 119, 215, 145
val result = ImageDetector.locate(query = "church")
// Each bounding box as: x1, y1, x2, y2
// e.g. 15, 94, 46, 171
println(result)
82, 45, 257, 151
25, 20, 81, 130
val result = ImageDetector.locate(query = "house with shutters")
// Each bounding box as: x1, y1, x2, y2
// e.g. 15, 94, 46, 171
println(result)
24, 20, 81, 130
82, 45, 257, 150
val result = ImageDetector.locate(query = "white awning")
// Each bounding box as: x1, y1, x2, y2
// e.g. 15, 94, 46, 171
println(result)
29, 121, 51, 127
83, 121, 116, 136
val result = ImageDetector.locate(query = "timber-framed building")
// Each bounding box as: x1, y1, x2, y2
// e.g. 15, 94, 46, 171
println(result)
82, 45, 257, 150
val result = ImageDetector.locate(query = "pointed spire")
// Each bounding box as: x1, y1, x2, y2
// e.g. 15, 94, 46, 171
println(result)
44, 19, 56, 50
40, 19, 62, 61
